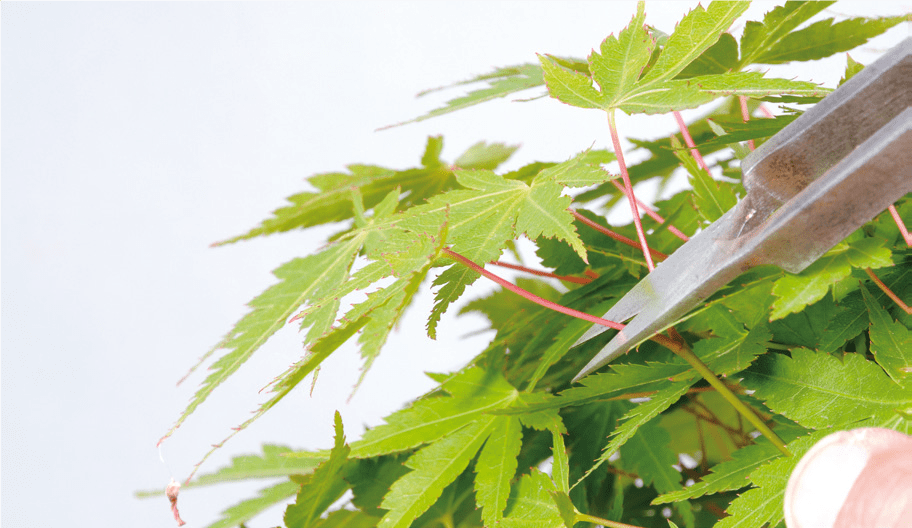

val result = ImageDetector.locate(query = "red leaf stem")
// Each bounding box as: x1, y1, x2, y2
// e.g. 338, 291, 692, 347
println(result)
738, 96, 756, 151
866, 267, 912, 315
673, 111, 710, 171
759, 104, 775, 119
888, 205, 912, 247
609, 179, 690, 241
569, 209, 668, 261
608, 111, 656, 271
443, 248, 626, 331
487, 260, 593, 284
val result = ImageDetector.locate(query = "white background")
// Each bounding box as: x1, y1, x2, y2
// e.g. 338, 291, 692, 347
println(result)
3, 2, 909, 527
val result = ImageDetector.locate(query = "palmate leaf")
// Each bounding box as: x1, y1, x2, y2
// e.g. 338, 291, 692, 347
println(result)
500, 470, 565, 528
347, 367, 518, 459
161, 230, 368, 442
652, 429, 804, 504
285, 412, 351, 528
741, 348, 912, 432
770, 236, 893, 320
378, 416, 496, 528
715, 431, 828, 528
540, 1, 825, 115
217, 136, 516, 245
860, 284, 912, 386
398, 163, 612, 337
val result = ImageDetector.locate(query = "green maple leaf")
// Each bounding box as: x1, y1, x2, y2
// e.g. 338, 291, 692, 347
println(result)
285, 412, 351, 528
652, 430, 803, 504
738, 1, 834, 68
749, 15, 907, 65
672, 135, 740, 224
861, 284, 912, 386
217, 137, 516, 245
715, 431, 828, 528
501, 470, 565, 528
577, 381, 694, 485
474, 416, 523, 527
741, 348, 912, 432
310, 510, 379, 528
378, 416, 497, 528
840, 54, 865, 86
386, 63, 548, 128
190, 445, 323, 486
348, 367, 518, 458
540, 2, 828, 115
206, 481, 303, 528
620, 421, 693, 527
770, 236, 893, 320
161, 230, 368, 442
399, 166, 610, 337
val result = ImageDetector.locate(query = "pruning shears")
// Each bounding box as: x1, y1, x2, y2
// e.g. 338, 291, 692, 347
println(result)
572, 37, 912, 382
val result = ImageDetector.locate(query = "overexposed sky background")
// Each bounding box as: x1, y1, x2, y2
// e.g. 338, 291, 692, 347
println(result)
3, 2, 909, 527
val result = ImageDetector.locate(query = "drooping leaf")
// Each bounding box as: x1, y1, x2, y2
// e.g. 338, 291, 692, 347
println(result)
161, 232, 367, 442
285, 412, 351, 528
741, 348, 912, 432
475, 416, 523, 526
770, 236, 893, 320
378, 416, 496, 528
861, 283, 912, 385
205, 481, 302, 528
750, 15, 908, 65
699, 114, 798, 150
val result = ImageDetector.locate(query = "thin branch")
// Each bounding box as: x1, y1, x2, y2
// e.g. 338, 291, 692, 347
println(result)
665, 328, 791, 456
487, 260, 593, 284
738, 96, 756, 151
444, 248, 625, 331
608, 110, 655, 271
866, 267, 912, 315
446, 247, 791, 455
888, 204, 912, 247
674, 110, 710, 171
610, 180, 689, 241
569, 209, 668, 261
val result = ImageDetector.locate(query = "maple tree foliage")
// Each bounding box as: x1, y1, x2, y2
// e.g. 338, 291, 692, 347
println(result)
147, 2, 911, 527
